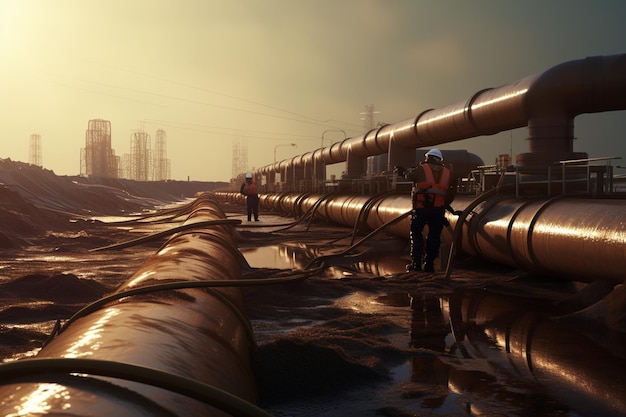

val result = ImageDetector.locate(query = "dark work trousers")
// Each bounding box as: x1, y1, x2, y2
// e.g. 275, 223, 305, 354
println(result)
410, 207, 445, 267
246, 194, 259, 221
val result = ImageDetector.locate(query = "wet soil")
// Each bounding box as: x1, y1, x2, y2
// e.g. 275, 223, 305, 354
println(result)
0, 159, 624, 416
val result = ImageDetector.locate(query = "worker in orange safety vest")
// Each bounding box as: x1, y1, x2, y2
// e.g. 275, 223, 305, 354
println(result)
240, 173, 260, 222
394, 149, 456, 272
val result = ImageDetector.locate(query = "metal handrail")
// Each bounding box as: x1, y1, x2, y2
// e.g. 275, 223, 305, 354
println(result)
557, 156, 621, 194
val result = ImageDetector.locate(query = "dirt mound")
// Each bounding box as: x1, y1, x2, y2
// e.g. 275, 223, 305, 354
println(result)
0, 326, 47, 361
253, 338, 385, 404
0, 273, 108, 304
0, 158, 227, 246
0, 158, 227, 214
0, 303, 78, 324
0, 186, 70, 240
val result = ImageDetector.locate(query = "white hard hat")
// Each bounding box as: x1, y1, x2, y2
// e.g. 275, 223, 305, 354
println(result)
425, 148, 443, 161
245, 173, 253, 179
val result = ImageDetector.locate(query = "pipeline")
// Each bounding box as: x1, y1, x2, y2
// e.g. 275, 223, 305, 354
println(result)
0, 193, 266, 417
218, 190, 626, 283
251, 53, 626, 185
228, 54, 626, 284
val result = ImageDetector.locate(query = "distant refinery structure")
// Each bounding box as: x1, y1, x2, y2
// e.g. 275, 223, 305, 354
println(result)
80, 119, 119, 178
28, 133, 42, 167
153, 129, 171, 181
128, 129, 151, 181
80, 119, 170, 181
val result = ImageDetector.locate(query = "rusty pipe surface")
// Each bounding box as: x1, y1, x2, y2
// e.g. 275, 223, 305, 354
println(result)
218, 191, 626, 283
0, 193, 257, 416
256, 54, 626, 175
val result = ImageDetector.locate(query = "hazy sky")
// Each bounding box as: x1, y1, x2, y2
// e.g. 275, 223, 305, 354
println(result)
1, 0, 625, 182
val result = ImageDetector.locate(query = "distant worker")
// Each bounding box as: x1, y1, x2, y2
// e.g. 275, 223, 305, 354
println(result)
394, 149, 456, 272
240, 173, 260, 222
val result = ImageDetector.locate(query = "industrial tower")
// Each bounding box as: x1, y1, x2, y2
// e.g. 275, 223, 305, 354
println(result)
29, 134, 42, 167
153, 129, 171, 181
128, 129, 152, 181
361, 105, 380, 175
80, 119, 119, 178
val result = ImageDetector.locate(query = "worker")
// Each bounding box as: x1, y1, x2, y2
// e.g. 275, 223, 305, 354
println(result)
394, 149, 456, 272
240, 173, 260, 221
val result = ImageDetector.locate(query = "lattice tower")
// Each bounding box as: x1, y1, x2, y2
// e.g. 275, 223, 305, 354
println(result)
129, 130, 152, 181
360, 104, 379, 131
153, 129, 171, 181
81, 119, 118, 178
231, 135, 248, 180
29, 134, 42, 167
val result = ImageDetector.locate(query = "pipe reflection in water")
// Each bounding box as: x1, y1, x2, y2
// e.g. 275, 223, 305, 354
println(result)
407, 288, 626, 416
241, 240, 410, 277
241, 245, 303, 270
238, 238, 405, 274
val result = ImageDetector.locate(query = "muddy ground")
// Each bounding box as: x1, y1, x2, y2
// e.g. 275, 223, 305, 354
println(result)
0, 159, 624, 416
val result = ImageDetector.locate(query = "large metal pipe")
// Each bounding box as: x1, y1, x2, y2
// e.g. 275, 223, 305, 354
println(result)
0, 193, 258, 416
218, 191, 626, 283
457, 194, 626, 281
257, 54, 626, 179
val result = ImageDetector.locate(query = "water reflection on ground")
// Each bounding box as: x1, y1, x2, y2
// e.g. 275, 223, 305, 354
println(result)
244, 243, 626, 416
241, 245, 303, 270
241, 240, 409, 278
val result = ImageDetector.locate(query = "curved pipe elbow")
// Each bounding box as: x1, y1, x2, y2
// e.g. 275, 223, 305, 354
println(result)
527, 54, 626, 118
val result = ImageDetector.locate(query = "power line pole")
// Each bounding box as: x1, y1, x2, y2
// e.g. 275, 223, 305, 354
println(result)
360, 104, 380, 131
231, 134, 248, 179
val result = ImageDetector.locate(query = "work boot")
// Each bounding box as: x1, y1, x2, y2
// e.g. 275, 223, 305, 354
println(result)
406, 263, 422, 272
423, 262, 435, 273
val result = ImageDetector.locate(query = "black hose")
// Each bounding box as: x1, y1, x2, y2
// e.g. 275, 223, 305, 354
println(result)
233, 192, 336, 233
54, 280, 254, 346
53, 264, 326, 344
89, 219, 242, 252
444, 184, 518, 279
349, 192, 395, 246
304, 209, 412, 270
303, 192, 342, 232
0, 358, 274, 417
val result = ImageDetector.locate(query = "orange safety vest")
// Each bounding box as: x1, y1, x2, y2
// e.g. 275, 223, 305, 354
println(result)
412, 164, 451, 209
243, 182, 258, 195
